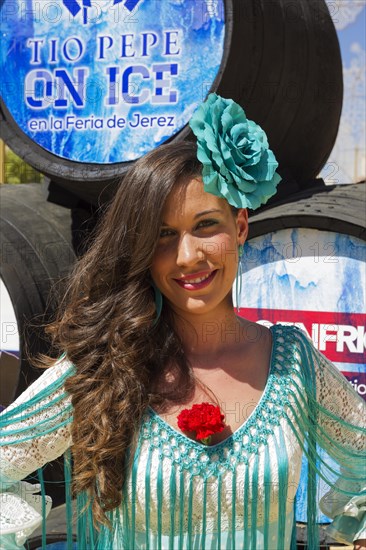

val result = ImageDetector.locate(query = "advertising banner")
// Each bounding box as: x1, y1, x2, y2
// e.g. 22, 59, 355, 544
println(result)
0, 0, 225, 163
237, 228, 365, 397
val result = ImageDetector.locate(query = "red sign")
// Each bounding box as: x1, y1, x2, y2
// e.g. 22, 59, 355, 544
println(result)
238, 308, 366, 365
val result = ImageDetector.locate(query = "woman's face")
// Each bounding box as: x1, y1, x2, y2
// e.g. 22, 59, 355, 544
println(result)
150, 177, 248, 317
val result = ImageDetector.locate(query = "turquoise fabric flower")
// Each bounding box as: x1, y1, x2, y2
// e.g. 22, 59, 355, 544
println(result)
189, 93, 282, 210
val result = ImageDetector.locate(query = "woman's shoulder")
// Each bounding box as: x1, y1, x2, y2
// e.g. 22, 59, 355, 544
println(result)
37, 354, 75, 386
52, 353, 76, 375
269, 323, 336, 387
238, 320, 307, 357
271, 322, 310, 346
38, 354, 76, 396
269, 323, 316, 375
6, 354, 75, 412
236, 318, 273, 348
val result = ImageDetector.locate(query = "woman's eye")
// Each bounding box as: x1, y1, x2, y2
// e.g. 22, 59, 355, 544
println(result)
159, 228, 175, 238
159, 220, 218, 238
196, 219, 218, 229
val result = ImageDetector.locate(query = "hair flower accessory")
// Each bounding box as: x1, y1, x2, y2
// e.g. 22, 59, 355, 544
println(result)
189, 93, 282, 210
177, 402, 225, 445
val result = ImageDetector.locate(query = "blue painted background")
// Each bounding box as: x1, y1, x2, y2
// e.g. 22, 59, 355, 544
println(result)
0, 0, 225, 163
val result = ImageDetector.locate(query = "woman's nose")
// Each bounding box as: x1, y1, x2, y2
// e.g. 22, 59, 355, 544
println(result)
176, 233, 205, 266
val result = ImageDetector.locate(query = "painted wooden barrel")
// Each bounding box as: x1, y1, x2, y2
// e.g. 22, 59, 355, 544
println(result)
0, 183, 76, 399
0, 182, 77, 506
236, 181, 366, 530
240, 181, 365, 394
0, 0, 342, 205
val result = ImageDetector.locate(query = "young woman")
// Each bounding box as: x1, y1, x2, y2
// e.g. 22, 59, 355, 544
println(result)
0, 95, 365, 550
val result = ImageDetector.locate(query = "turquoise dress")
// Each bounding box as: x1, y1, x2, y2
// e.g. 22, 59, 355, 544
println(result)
0, 324, 365, 549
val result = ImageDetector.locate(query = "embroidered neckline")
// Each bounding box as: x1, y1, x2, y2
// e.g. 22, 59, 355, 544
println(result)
147, 324, 282, 452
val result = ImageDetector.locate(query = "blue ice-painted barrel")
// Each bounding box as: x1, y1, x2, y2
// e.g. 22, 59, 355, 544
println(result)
0, 0, 342, 205
0, 0, 226, 202
235, 182, 366, 527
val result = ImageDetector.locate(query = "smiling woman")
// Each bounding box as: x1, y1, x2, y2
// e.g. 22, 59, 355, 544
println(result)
150, 176, 248, 320
0, 95, 365, 550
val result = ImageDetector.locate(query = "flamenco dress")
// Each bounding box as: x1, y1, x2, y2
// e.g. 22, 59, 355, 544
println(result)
0, 324, 365, 549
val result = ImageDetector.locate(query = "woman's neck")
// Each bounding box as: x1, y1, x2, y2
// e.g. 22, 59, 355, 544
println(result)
170, 298, 253, 362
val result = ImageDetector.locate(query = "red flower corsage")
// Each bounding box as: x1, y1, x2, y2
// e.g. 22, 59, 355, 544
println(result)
177, 402, 226, 445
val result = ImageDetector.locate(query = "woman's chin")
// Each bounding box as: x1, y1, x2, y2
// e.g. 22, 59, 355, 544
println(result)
168, 297, 222, 317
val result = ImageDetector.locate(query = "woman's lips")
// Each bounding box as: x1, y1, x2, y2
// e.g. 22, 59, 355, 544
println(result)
174, 270, 218, 290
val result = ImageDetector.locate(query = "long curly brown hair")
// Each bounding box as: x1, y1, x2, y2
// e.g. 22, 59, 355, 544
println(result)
41, 141, 229, 527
